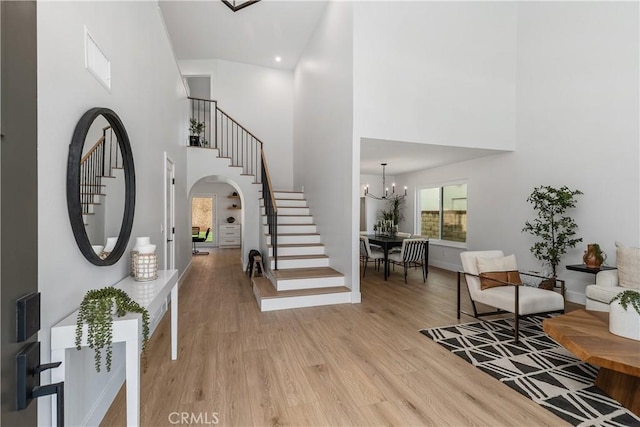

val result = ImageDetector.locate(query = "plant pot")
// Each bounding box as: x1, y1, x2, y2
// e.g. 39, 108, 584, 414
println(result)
609, 300, 640, 341
189, 135, 200, 146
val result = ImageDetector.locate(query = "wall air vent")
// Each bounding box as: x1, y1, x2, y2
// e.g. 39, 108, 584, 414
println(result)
84, 26, 111, 91
221, 0, 261, 12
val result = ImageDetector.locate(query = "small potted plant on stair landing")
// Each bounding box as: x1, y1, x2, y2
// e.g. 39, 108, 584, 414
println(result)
189, 118, 205, 147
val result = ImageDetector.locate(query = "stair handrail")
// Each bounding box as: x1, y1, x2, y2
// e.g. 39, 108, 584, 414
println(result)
261, 148, 279, 270
188, 97, 279, 270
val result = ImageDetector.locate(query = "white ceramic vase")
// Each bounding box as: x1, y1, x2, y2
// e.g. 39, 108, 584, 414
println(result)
609, 300, 640, 341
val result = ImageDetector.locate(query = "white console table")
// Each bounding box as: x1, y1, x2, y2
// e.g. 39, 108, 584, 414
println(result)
50, 269, 179, 426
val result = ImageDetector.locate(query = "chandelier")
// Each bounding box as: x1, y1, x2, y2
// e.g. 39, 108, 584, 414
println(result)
222, 0, 261, 12
364, 163, 407, 200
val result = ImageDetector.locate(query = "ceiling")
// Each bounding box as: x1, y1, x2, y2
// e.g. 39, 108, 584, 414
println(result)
360, 138, 507, 176
159, 0, 328, 70
160, 1, 506, 175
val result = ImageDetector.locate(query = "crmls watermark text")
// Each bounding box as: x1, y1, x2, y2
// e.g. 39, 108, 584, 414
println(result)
168, 412, 220, 425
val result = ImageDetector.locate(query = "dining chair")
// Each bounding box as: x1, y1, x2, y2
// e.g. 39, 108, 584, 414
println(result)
388, 238, 428, 283
192, 227, 210, 255
359, 236, 384, 277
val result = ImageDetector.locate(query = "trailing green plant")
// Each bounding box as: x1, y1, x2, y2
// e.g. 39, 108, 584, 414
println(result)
379, 195, 405, 225
189, 118, 205, 136
522, 185, 583, 276
610, 290, 640, 315
75, 287, 150, 373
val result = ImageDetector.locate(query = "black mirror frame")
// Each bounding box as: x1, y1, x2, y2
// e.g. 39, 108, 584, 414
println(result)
67, 107, 136, 266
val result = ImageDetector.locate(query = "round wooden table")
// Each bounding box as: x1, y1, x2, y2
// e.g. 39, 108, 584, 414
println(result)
543, 309, 640, 416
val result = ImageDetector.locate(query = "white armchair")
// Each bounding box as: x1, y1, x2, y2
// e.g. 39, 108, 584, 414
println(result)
458, 250, 565, 342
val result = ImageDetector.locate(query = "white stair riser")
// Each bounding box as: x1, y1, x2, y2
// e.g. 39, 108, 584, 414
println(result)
262, 216, 313, 225
270, 257, 329, 270
254, 289, 351, 312
274, 275, 346, 291
274, 199, 307, 208
269, 234, 321, 244
274, 192, 304, 200
263, 224, 317, 234
268, 246, 325, 256
262, 207, 310, 216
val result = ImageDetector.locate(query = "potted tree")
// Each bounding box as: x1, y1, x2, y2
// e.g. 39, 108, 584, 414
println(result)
609, 290, 640, 341
189, 118, 205, 146
75, 287, 150, 372
522, 185, 583, 276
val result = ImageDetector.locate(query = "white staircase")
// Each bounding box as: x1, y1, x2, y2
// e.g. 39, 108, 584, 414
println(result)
253, 190, 351, 311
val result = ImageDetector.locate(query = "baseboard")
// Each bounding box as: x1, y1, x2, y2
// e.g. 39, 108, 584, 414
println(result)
81, 361, 125, 426
565, 290, 586, 305
351, 291, 361, 303
178, 261, 192, 289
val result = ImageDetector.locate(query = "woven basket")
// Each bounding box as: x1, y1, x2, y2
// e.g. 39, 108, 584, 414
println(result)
132, 251, 158, 282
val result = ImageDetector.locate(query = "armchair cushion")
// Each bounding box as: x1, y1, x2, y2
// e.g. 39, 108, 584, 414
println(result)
476, 254, 521, 290
586, 284, 627, 306
473, 285, 565, 315
616, 241, 640, 289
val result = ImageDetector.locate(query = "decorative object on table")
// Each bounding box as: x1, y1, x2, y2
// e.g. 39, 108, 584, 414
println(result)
364, 163, 407, 200
609, 289, 640, 341
226, 216, 235, 223
583, 243, 606, 269
75, 287, 149, 372
132, 244, 158, 281
232, 191, 238, 196
92, 245, 104, 256
522, 185, 583, 276
421, 315, 640, 426
130, 237, 150, 276
188, 118, 204, 146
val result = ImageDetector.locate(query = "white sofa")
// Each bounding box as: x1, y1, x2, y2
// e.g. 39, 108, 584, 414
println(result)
585, 270, 625, 312
585, 242, 640, 312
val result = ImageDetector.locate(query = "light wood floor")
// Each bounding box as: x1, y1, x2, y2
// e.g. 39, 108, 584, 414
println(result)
102, 249, 577, 426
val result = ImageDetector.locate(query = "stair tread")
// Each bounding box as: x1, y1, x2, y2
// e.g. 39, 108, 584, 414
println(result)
271, 223, 316, 227
271, 267, 344, 281
265, 233, 320, 237
266, 243, 324, 248
269, 254, 328, 261
253, 277, 349, 299
262, 214, 312, 217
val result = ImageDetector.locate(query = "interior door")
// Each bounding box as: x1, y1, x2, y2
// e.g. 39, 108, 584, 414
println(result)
1, 1, 39, 425
164, 155, 175, 270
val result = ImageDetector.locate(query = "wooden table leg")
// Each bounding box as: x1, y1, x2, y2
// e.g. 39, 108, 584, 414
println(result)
595, 367, 640, 416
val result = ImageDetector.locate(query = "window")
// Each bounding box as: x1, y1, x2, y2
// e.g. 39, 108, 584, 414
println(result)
418, 183, 467, 243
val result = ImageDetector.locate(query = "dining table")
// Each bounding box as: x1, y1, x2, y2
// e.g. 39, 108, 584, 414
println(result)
365, 234, 408, 280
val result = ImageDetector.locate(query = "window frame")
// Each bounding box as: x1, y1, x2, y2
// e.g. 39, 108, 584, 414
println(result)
415, 180, 468, 248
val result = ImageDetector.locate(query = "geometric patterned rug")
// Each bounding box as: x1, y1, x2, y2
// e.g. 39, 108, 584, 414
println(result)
420, 315, 640, 427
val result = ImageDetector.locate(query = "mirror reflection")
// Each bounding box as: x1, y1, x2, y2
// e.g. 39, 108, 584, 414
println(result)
80, 114, 126, 258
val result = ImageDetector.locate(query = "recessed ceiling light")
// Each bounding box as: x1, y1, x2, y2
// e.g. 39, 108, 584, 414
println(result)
275, 56, 282, 63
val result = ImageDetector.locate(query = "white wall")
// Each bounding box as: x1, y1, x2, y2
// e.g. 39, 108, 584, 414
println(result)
353, 1, 517, 151
186, 149, 261, 270
37, 2, 189, 425
294, 2, 358, 299
179, 59, 294, 190
394, 2, 639, 304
